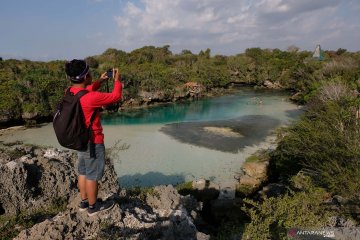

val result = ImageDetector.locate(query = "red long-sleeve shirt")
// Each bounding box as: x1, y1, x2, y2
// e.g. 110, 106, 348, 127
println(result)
70, 80, 122, 144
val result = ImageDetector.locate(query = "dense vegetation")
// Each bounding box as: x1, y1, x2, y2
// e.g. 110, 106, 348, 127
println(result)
212, 48, 358, 238
234, 85, 360, 239
1, 46, 359, 126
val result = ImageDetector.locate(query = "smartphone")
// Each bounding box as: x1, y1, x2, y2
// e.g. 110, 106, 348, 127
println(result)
107, 69, 113, 78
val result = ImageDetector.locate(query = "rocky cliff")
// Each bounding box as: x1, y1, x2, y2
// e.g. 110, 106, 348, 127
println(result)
0, 143, 209, 240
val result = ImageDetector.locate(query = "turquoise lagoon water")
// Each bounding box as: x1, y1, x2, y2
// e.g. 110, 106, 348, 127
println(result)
102, 89, 300, 125
0, 88, 301, 187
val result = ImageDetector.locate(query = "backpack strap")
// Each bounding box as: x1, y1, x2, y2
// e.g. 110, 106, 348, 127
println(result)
64, 87, 71, 95
68, 88, 96, 127
89, 109, 98, 128
69, 88, 88, 98
67, 88, 99, 138
87, 109, 99, 143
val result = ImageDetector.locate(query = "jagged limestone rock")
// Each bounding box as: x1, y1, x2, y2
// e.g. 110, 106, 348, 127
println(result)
0, 144, 208, 239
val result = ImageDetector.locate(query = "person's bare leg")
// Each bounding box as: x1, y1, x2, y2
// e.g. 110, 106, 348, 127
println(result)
86, 180, 98, 205
78, 175, 87, 200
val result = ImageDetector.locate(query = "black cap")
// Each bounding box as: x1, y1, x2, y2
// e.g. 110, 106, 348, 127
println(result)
65, 59, 89, 83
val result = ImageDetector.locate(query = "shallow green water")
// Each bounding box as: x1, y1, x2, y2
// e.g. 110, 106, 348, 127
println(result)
103, 88, 301, 187
0, 88, 302, 187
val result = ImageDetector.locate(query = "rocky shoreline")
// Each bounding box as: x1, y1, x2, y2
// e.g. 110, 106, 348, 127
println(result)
0, 140, 276, 239
0, 143, 211, 239
1, 139, 359, 239
0, 137, 288, 240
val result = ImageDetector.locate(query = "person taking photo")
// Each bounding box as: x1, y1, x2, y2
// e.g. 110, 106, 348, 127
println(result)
64, 59, 122, 216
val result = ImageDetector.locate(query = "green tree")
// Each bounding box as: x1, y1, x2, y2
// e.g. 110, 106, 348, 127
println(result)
85, 56, 99, 68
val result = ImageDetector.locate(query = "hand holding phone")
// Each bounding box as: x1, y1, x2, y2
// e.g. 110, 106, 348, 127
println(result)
106, 68, 120, 81
107, 69, 113, 78
113, 68, 121, 81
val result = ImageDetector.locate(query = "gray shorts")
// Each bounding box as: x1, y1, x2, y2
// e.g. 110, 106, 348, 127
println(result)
77, 143, 105, 181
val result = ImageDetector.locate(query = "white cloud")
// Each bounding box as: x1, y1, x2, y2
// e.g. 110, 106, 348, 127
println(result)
113, 0, 360, 54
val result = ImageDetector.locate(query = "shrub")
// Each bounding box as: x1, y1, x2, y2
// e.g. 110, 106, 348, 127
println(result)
241, 176, 333, 240
0, 197, 67, 240
271, 82, 360, 199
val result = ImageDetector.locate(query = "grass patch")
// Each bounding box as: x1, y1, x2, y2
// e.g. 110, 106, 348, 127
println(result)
215, 220, 246, 240
0, 197, 68, 239
245, 155, 260, 163
235, 184, 256, 197
125, 186, 159, 201
175, 181, 194, 196
245, 150, 269, 163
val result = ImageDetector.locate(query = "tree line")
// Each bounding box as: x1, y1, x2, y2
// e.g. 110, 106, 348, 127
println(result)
0, 45, 359, 126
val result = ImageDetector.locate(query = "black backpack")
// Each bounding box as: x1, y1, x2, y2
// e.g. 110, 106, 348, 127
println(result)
53, 88, 96, 151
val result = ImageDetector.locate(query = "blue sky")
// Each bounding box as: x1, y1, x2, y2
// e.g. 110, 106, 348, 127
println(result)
0, 0, 359, 61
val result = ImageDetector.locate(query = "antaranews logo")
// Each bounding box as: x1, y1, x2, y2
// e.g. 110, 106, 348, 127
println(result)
287, 228, 336, 239
288, 228, 298, 239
